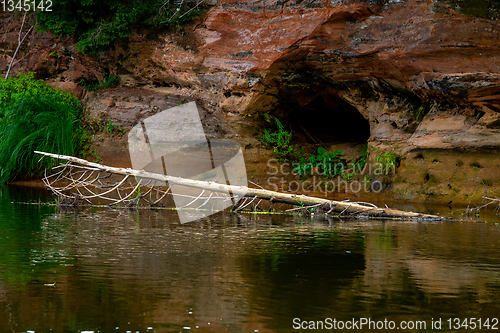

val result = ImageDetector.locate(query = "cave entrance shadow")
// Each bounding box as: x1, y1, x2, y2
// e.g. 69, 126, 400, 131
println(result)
279, 87, 370, 145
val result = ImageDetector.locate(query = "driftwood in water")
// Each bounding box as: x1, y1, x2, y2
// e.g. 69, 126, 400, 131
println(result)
35, 151, 449, 221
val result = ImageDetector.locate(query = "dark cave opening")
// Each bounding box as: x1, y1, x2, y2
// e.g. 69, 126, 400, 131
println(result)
280, 91, 370, 145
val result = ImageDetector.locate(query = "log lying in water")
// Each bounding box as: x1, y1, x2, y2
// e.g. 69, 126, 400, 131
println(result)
35, 151, 449, 221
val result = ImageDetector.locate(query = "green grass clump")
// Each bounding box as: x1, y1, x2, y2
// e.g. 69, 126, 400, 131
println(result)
0, 94, 82, 183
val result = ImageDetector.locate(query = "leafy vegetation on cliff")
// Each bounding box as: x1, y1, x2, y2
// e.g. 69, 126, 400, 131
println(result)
80, 73, 121, 91
260, 117, 399, 190
261, 116, 296, 162
36, 0, 208, 55
0, 73, 82, 183
438, 0, 500, 20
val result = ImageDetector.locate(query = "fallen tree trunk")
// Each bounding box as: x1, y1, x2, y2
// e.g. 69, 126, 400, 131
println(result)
35, 151, 450, 221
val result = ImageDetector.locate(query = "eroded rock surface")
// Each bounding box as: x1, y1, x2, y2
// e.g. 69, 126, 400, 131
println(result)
96, 0, 500, 151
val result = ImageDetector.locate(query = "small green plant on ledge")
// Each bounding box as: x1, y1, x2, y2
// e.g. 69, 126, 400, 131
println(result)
294, 147, 344, 178
80, 73, 121, 91
369, 146, 399, 175
118, 126, 126, 136
261, 116, 297, 162
106, 118, 115, 134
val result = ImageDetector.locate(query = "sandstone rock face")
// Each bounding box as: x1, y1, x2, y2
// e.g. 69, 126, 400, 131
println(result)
95, 0, 500, 151
0, 13, 104, 91
192, 0, 500, 150
82, 87, 229, 137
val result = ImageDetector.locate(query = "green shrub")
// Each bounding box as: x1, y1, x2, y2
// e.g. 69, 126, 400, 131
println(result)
0, 72, 78, 113
0, 94, 82, 183
438, 0, 500, 20
36, 0, 208, 55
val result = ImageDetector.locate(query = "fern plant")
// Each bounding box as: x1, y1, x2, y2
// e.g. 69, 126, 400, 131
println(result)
369, 146, 399, 175
261, 117, 295, 161
294, 147, 344, 177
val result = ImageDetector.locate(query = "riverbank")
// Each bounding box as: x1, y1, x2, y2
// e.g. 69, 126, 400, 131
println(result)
1, 0, 500, 205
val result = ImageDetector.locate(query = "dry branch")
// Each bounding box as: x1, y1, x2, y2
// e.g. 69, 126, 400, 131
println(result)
35, 151, 451, 221
5, 13, 34, 80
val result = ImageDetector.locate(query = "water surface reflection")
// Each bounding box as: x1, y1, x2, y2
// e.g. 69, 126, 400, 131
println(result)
1, 185, 500, 332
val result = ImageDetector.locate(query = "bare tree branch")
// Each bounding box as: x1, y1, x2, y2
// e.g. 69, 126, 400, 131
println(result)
5, 12, 35, 80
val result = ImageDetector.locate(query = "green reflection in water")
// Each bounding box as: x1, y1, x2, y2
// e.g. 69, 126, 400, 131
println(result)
0, 185, 67, 286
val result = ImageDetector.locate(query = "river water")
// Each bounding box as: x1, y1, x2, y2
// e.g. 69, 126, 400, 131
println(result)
1, 185, 500, 332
